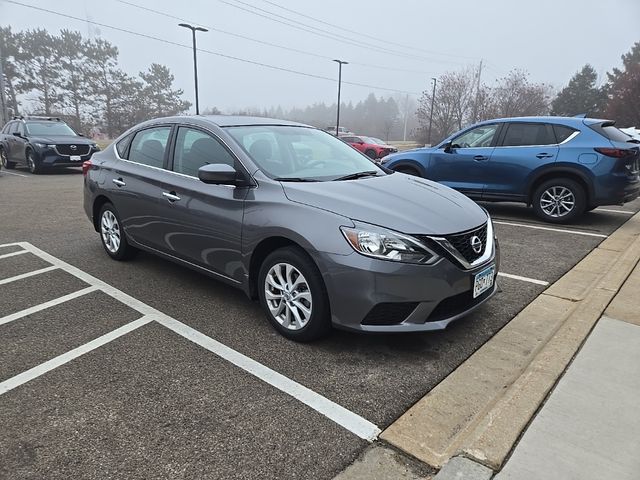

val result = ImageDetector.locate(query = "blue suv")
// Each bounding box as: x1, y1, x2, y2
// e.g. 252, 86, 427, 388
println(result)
382, 117, 640, 223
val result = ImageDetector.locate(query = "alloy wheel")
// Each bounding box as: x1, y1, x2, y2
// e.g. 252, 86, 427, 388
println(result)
101, 210, 121, 253
264, 262, 313, 331
539, 186, 575, 218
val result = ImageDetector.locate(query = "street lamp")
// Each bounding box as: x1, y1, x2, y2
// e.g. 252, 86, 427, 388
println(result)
333, 59, 348, 136
179, 23, 208, 115
427, 77, 437, 146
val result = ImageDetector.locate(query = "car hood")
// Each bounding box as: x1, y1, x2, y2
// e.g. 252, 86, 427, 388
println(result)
281, 173, 487, 235
28, 135, 93, 144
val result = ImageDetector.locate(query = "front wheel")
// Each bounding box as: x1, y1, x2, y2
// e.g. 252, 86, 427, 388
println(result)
27, 150, 41, 174
365, 149, 377, 159
532, 178, 586, 223
258, 247, 331, 342
394, 166, 421, 177
98, 203, 136, 260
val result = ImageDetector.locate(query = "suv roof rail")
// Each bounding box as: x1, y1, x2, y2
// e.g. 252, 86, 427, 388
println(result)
12, 115, 24, 120
22, 115, 62, 122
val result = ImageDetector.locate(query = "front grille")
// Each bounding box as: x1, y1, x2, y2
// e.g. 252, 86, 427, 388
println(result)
55, 144, 91, 156
445, 224, 488, 263
361, 302, 419, 325
426, 286, 494, 322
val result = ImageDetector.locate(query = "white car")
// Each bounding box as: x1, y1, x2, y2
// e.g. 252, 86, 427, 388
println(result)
325, 126, 353, 135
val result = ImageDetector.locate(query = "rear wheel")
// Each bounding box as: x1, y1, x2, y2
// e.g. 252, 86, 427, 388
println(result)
98, 203, 136, 260
26, 149, 41, 174
532, 178, 586, 223
0, 147, 16, 169
258, 247, 331, 342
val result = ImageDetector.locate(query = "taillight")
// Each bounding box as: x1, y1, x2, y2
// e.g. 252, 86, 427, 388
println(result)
82, 160, 92, 176
594, 147, 634, 159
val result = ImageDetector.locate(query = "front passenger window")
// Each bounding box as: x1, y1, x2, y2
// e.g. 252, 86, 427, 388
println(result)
128, 127, 171, 168
451, 124, 498, 148
173, 127, 236, 177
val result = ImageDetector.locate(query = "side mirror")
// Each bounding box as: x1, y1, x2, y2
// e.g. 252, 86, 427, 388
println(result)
443, 141, 453, 153
198, 163, 238, 185
12, 132, 22, 138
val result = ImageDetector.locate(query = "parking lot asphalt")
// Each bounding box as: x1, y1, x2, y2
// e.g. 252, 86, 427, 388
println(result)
1, 167, 639, 479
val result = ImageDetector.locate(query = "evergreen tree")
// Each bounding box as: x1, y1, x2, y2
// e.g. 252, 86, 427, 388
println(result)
551, 64, 606, 117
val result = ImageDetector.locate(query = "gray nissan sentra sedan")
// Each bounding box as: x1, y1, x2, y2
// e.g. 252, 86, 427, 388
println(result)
83, 116, 499, 341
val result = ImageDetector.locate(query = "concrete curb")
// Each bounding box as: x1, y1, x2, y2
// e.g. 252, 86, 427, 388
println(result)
381, 211, 640, 473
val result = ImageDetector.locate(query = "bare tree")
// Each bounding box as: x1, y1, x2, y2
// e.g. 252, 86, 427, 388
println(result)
490, 69, 551, 117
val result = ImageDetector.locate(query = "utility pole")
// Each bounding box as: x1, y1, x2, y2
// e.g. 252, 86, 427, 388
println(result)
179, 23, 208, 115
472, 59, 483, 123
333, 59, 348, 136
0, 43, 8, 125
403, 94, 409, 141
427, 77, 437, 147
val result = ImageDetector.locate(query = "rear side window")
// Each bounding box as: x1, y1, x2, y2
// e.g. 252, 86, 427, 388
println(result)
589, 123, 632, 143
501, 123, 555, 146
128, 127, 171, 168
4, 122, 15, 134
2, 122, 12, 134
116, 133, 133, 158
553, 125, 578, 143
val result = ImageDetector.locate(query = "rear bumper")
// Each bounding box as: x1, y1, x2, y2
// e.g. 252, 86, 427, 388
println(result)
593, 177, 640, 206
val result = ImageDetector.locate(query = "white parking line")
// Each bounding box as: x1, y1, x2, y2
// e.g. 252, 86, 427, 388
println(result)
493, 221, 608, 238
498, 272, 549, 286
595, 208, 635, 215
0, 242, 381, 441
0, 250, 28, 260
0, 265, 58, 286
0, 170, 28, 177
0, 286, 99, 326
0, 316, 154, 395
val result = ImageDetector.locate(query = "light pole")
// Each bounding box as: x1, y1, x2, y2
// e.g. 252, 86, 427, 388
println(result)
427, 77, 437, 146
179, 23, 208, 115
333, 59, 348, 136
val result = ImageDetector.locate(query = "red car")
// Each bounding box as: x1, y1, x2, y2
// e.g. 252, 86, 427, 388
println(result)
341, 135, 398, 159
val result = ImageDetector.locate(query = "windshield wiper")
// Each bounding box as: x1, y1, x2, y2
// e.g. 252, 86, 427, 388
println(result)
273, 177, 320, 182
333, 171, 379, 181
626, 139, 640, 144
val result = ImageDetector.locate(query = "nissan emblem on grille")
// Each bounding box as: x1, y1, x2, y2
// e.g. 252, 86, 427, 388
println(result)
70, 145, 77, 150
470, 236, 483, 254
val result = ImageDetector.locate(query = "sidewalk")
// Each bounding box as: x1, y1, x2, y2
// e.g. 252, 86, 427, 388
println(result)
496, 262, 640, 480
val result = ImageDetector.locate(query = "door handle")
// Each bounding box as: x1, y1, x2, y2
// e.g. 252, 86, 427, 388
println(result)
162, 191, 181, 202
536, 153, 554, 159
112, 178, 126, 187
474, 155, 488, 161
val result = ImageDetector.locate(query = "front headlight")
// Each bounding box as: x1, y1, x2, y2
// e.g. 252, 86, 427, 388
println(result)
341, 223, 439, 264
33, 142, 52, 148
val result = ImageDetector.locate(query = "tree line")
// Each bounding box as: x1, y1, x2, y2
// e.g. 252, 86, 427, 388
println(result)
416, 41, 640, 144
0, 27, 190, 137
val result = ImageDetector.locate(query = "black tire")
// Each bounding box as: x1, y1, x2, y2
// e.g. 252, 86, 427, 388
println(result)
0, 147, 16, 169
532, 178, 586, 224
364, 149, 377, 159
26, 149, 41, 174
394, 166, 421, 177
98, 203, 136, 260
258, 246, 331, 342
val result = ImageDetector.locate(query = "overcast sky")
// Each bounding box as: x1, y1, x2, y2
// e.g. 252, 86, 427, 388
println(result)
2, 0, 639, 113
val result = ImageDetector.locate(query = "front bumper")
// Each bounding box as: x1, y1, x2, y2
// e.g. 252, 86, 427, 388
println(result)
317, 239, 500, 333
35, 147, 98, 168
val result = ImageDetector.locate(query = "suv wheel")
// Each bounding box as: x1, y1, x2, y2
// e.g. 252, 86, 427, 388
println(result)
258, 247, 331, 342
395, 166, 420, 177
532, 178, 586, 223
365, 149, 377, 159
1, 147, 16, 169
99, 203, 136, 260
26, 150, 41, 174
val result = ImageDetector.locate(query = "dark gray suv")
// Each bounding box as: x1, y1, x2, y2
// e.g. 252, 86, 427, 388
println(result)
83, 116, 499, 341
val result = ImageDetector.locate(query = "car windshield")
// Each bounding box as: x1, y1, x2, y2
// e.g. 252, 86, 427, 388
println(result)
26, 122, 77, 136
225, 125, 384, 181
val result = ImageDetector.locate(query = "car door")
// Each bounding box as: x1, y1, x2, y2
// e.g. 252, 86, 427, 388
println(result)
157, 125, 249, 282
3, 122, 17, 161
483, 122, 559, 200
106, 125, 176, 251
427, 124, 500, 197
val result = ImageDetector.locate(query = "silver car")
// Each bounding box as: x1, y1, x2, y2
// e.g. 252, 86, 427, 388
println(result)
83, 116, 499, 341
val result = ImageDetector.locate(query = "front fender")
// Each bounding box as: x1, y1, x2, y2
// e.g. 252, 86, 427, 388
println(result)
386, 158, 428, 177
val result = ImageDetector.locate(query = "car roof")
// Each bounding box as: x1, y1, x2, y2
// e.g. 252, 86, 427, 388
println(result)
478, 116, 610, 127
148, 115, 312, 128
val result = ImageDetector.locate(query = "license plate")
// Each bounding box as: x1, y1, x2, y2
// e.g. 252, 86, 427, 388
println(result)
70, 155, 81, 161
473, 264, 495, 298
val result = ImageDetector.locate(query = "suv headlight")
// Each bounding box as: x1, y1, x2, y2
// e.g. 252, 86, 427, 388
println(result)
34, 142, 54, 148
341, 223, 439, 264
